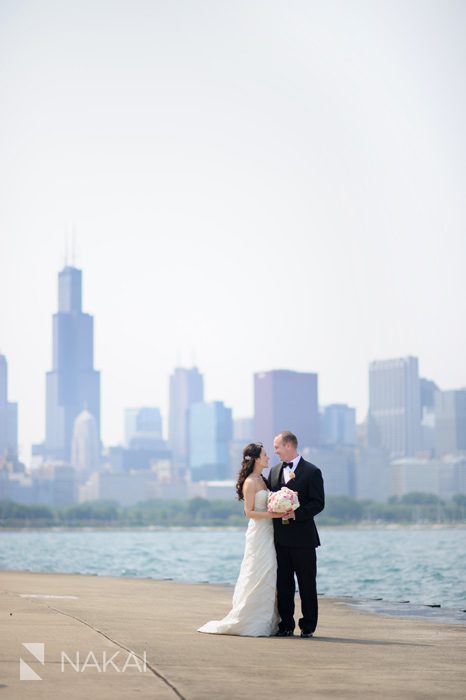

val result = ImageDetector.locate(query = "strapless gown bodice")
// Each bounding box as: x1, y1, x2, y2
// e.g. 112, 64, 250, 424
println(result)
251, 488, 268, 511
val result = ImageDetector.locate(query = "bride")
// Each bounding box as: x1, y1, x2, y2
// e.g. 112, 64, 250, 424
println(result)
198, 442, 294, 637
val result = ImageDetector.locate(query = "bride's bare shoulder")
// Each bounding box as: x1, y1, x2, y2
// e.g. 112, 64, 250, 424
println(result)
243, 476, 256, 491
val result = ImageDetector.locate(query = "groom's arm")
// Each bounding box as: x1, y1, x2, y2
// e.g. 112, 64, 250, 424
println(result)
293, 468, 325, 522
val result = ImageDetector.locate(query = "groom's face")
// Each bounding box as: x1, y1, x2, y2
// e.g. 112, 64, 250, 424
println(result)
273, 436, 290, 461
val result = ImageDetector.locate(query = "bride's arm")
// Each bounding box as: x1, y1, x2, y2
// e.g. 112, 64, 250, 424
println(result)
243, 480, 292, 520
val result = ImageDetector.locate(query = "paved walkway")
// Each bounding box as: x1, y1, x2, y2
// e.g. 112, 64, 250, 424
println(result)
1, 571, 465, 699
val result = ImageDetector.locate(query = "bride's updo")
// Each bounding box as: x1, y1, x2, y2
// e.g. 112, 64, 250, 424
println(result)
236, 442, 263, 501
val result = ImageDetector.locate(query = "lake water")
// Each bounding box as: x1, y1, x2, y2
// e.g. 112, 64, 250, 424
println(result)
1, 527, 465, 621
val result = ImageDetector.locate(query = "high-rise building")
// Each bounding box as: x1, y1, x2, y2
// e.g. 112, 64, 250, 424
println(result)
233, 417, 254, 443
420, 378, 439, 414
189, 401, 233, 482
368, 356, 420, 458
71, 409, 100, 473
304, 446, 355, 498
354, 446, 390, 502
169, 367, 204, 477
390, 457, 441, 499
228, 417, 255, 479
434, 389, 466, 457
45, 266, 100, 460
125, 407, 163, 448
0, 354, 18, 457
254, 369, 319, 457
419, 377, 439, 455
321, 404, 356, 446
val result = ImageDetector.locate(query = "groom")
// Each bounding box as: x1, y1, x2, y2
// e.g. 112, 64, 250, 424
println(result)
268, 431, 325, 638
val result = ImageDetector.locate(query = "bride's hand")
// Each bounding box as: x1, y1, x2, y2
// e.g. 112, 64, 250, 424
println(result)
283, 509, 295, 519
271, 510, 295, 519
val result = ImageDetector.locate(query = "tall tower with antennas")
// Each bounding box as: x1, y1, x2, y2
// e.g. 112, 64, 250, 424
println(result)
0, 354, 18, 458
169, 367, 204, 478
44, 263, 101, 461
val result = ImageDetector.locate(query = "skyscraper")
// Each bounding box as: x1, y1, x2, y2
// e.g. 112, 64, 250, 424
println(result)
229, 417, 254, 479
368, 356, 420, 458
45, 266, 100, 460
169, 367, 204, 477
420, 378, 439, 415
420, 377, 439, 454
125, 407, 163, 447
233, 417, 254, 443
434, 389, 466, 457
0, 354, 18, 457
254, 369, 319, 456
321, 404, 356, 446
189, 401, 233, 481
71, 409, 100, 473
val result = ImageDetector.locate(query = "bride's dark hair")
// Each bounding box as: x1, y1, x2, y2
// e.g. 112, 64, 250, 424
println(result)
236, 443, 263, 501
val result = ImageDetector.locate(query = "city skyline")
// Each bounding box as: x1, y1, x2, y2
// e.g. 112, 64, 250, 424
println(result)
1, 263, 464, 463
1, 259, 465, 462
1, 263, 465, 505
1, 1, 465, 460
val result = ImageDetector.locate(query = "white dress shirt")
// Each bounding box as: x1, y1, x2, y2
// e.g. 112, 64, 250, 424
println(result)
283, 454, 301, 484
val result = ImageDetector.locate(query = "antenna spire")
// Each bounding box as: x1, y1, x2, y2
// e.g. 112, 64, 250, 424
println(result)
71, 224, 77, 266
63, 229, 68, 267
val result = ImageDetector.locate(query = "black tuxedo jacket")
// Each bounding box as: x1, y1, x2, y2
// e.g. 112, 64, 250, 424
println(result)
268, 457, 325, 548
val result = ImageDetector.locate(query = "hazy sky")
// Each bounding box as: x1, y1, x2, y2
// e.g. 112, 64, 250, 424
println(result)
1, 0, 465, 462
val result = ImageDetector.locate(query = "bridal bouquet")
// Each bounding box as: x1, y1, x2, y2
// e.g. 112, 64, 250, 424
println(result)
267, 487, 300, 525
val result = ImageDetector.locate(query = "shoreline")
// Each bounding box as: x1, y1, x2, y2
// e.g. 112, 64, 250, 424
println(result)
2, 529, 464, 620
2, 567, 466, 626
2, 570, 466, 699
2, 522, 466, 532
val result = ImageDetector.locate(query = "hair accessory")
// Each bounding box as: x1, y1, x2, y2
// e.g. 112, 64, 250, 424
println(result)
244, 455, 252, 461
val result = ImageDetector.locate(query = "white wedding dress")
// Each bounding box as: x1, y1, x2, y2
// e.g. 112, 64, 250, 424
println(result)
198, 489, 279, 637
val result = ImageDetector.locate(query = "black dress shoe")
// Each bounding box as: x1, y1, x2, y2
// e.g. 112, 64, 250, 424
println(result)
275, 629, 294, 637
300, 631, 314, 638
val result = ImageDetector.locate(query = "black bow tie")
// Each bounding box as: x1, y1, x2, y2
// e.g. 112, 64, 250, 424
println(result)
282, 462, 294, 469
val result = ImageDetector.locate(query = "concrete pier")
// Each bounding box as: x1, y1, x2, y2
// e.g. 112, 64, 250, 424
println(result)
1, 571, 465, 699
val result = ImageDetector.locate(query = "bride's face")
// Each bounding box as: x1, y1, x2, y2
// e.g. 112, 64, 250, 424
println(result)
257, 448, 269, 469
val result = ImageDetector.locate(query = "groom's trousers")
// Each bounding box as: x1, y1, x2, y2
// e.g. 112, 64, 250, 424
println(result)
276, 544, 318, 633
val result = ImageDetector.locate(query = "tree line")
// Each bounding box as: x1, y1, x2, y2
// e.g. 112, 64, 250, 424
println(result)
0, 493, 465, 527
